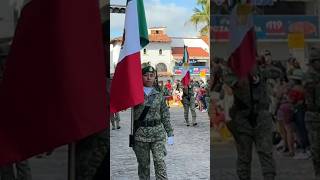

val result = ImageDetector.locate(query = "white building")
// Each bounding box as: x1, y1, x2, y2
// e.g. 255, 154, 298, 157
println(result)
110, 27, 209, 81
141, 27, 172, 78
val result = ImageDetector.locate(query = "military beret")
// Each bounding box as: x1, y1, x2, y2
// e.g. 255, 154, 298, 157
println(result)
309, 47, 320, 63
142, 65, 156, 74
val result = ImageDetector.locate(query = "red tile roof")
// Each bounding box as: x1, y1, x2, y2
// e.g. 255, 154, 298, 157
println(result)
201, 35, 209, 45
110, 34, 171, 44
172, 47, 209, 59
149, 34, 171, 43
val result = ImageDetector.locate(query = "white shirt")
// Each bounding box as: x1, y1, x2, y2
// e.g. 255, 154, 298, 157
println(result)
144, 87, 153, 96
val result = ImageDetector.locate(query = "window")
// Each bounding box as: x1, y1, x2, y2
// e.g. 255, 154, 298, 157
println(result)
159, 49, 162, 55
156, 30, 159, 34
143, 49, 147, 54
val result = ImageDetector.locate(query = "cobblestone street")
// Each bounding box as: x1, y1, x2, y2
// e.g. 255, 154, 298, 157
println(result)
110, 107, 210, 180
211, 131, 315, 180
29, 146, 68, 180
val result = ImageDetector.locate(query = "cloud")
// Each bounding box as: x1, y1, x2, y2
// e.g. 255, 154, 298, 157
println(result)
110, 0, 205, 38
145, 0, 203, 37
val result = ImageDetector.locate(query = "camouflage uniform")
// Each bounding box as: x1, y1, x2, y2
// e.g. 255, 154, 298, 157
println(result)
76, 129, 108, 180
182, 83, 197, 126
111, 113, 120, 130
225, 66, 276, 180
133, 88, 173, 180
262, 64, 284, 116
0, 161, 32, 180
304, 48, 320, 179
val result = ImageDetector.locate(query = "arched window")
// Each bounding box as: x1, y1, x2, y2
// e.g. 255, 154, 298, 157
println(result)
159, 49, 162, 55
156, 63, 167, 72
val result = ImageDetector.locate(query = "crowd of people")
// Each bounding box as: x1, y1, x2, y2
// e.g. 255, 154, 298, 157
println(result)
210, 48, 320, 179
158, 79, 210, 112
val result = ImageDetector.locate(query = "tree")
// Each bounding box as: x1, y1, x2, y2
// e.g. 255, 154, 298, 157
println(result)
188, 0, 210, 36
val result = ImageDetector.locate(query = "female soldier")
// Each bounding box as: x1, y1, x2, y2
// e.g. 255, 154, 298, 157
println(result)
133, 65, 174, 180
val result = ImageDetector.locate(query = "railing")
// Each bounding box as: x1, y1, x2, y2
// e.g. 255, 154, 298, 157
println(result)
110, 4, 126, 14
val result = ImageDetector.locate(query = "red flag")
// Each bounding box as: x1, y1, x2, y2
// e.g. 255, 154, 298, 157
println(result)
181, 45, 190, 87
228, 3, 256, 79
0, 0, 107, 165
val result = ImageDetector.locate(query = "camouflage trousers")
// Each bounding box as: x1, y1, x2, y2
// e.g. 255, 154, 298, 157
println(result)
305, 112, 320, 179
133, 141, 168, 180
0, 161, 32, 180
227, 110, 276, 180
111, 113, 120, 129
182, 97, 196, 125
76, 129, 108, 180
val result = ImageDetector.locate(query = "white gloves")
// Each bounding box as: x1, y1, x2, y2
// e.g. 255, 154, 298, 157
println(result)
167, 136, 174, 145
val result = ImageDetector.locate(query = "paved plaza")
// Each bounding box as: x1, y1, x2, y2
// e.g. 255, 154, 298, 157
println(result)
211, 131, 315, 180
24, 108, 315, 180
29, 146, 68, 180
110, 107, 210, 180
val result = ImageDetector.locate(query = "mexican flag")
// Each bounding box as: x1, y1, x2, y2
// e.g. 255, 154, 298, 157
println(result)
181, 45, 191, 87
110, 0, 149, 113
228, 2, 256, 79
0, 0, 107, 165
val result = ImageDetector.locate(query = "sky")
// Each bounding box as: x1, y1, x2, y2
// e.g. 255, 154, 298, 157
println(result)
110, 0, 205, 39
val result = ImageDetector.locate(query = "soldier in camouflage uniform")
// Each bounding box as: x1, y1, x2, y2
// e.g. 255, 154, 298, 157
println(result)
182, 80, 197, 126
304, 48, 320, 179
133, 65, 174, 180
110, 112, 121, 130
224, 64, 277, 180
260, 50, 285, 116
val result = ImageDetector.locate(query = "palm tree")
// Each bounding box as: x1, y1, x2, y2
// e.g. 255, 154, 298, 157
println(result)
188, 0, 210, 36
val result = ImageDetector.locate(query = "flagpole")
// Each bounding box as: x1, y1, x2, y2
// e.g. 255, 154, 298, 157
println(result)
131, 107, 134, 135
68, 143, 76, 180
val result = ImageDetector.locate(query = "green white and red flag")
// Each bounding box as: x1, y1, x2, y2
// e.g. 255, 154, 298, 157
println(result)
110, 0, 149, 113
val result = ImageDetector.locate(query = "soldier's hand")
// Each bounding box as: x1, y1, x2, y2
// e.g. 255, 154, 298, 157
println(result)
167, 136, 174, 145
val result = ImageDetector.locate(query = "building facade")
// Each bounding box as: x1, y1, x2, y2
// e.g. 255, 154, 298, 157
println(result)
212, 0, 320, 68
110, 27, 210, 81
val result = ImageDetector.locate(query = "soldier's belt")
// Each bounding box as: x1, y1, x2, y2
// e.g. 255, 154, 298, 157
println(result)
139, 121, 161, 127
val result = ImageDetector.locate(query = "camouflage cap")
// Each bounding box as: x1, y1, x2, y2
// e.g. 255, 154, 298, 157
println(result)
309, 47, 320, 63
142, 65, 156, 74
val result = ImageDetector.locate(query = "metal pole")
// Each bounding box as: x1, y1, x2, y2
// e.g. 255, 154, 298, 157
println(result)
131, 108, 134, 135
68, 143, 76, 180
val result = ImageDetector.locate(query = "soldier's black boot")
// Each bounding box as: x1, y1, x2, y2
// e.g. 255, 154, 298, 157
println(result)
186, 120, 190, 126
111, 121, 116, 130
116, 121, 121, 129
192, 117, 197, 126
